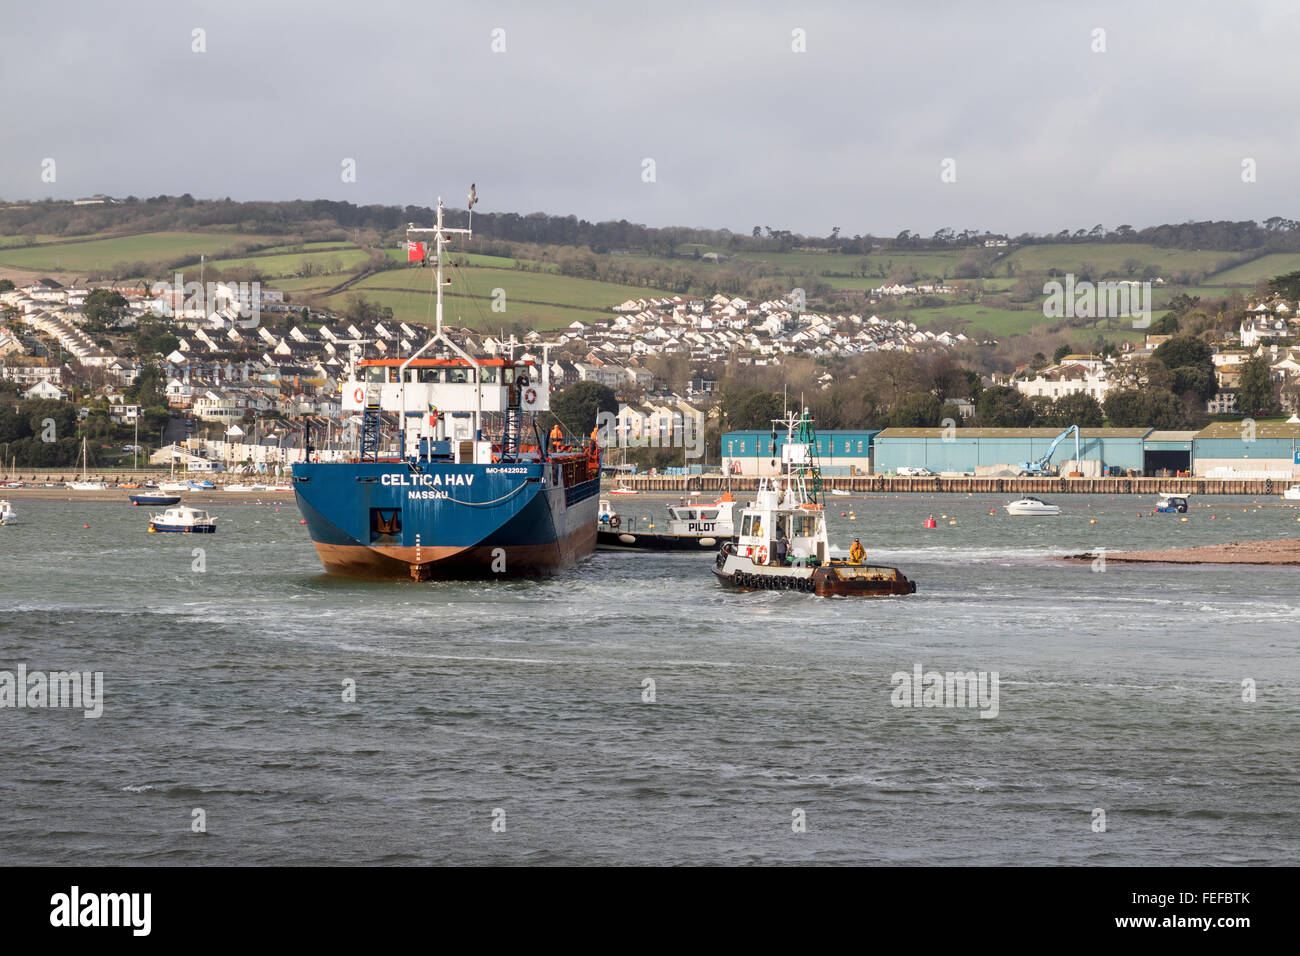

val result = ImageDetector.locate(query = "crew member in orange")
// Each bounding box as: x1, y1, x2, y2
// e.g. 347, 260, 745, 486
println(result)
549, 423, 564, 451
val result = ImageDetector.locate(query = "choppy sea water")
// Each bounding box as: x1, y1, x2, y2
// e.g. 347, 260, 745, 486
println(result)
1, 492, 1298, 865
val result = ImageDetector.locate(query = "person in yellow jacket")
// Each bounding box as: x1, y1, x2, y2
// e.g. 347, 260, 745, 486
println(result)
848, 538, 865, 564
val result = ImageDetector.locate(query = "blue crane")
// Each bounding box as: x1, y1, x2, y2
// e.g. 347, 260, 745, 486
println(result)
1017, 425, 1080, 477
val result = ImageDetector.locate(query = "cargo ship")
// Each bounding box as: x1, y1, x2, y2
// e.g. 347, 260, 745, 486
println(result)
291, 194, 601, 580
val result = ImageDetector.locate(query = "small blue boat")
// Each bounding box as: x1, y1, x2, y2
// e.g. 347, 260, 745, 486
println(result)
1155, 495, 1188, 513
130, 494, 181, 506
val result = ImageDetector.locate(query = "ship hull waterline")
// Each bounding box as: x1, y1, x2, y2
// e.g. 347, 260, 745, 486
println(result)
292, 460, 600, 580
713, 551, 917, 597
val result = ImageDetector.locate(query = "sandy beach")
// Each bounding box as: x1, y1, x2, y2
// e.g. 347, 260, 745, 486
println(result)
1065, 538, 1300, 566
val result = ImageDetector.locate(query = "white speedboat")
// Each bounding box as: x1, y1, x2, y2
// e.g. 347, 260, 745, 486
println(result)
1004, 496, 1061, 516
0, 499, 16, 525
1284, 486, 1300, 501
148, 506, 217, 533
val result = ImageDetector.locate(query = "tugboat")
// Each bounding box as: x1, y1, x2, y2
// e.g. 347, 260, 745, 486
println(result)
148, 505, 217, 533
597, 492, 743, 551
712, 411, 916, 597
290, 191, 601, 579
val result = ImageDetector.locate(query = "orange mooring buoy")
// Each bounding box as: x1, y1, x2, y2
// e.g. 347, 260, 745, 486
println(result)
924, 515, 937, 529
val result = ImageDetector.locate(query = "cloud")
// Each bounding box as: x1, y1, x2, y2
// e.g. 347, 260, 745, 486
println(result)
1, 0, 1296, 236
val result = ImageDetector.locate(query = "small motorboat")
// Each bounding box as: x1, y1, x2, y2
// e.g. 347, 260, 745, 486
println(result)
224, 484, 253, 492
148, 506, 217, 533
1155, 494, 1189, 513
1004, 497, 1061, 516
0, 499, 17, 525
1284, 486, 1300, 501
829, 488, 851, 496
130, 494, 182, 507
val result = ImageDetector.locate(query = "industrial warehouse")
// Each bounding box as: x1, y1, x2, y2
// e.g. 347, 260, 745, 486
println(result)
721, 423, 1300, 479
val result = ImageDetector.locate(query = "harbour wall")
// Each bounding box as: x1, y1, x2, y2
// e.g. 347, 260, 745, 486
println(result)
604, 475, 1300, 496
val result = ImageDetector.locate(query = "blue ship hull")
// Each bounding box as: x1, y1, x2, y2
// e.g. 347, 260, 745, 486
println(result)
291, 459, 600, 579
131, 494, 181, 506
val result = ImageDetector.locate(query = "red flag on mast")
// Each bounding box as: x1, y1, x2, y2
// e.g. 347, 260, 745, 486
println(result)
406, 241, 425, 263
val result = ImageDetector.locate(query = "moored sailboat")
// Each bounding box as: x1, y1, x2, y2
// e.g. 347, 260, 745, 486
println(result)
66, 437, 108, 490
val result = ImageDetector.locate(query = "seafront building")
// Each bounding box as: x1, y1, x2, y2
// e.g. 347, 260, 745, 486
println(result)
721, 424, 1300, 479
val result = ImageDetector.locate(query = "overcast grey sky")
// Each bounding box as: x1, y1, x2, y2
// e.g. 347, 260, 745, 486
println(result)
2, 0, 1296, 237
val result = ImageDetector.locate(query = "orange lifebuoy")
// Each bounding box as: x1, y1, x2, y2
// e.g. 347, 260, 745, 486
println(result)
352, 386, 364, 403
756, 545, 768, 565
524, 386, 538, 405
609, 515, 621, 529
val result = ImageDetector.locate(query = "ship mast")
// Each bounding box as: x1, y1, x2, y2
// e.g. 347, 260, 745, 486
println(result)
406, 193, 474, 339
401, 190, 478, 458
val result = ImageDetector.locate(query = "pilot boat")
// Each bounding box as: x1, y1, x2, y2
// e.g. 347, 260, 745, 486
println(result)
1003, 497, 1061, 516
712, 411, 916, 597
148, 505, 217, 533
597, 492, 743, 551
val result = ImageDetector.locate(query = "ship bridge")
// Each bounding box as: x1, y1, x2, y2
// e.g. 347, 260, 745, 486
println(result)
343, 357, 547, 416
